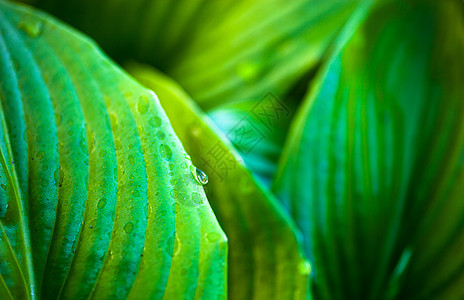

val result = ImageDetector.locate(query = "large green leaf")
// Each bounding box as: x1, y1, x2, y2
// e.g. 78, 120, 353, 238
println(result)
273, 0, 464, 299
127, 62, 310, 300
0, 1, 226, 299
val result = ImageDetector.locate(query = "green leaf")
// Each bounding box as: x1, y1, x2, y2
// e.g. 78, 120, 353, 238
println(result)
0, 1, 226, 299
22, 0, 361, 110
126, 62, 310, 300
273, 0, 464, 299
207, 96, 296, 188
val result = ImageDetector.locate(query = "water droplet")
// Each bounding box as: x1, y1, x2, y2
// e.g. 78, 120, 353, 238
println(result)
184, 154, 191, 160
137, 95, 149, 114
171, 202, 181, 214
159, 144, 172, 160
132, 190, 141, 197
124, 222, 134, 233
99, 149, 107, 158
298, 260, 311, 275
192, 192, 203, 205
170, 189, 179, 199
54, 167, 64, 187
149, 117, 161, 127
156, 131, 165, 140
170, 178, 177, 185
180, 161, 188, 169
97, 198, 107, 209
115, 139, 122, 150
89, 219, 97, 229
128, 155, 135, 165
190, 166, 208, 185
18, 17, 43, 38
0, 184, 6, 190
36, 151, 45, 160
206, 232, 221, 243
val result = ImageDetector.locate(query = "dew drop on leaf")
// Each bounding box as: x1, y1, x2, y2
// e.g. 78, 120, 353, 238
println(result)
115, 139, 122, 150
160, 144, 172, 160
170, 189, 179, 199
54, 167, 64, 187
190, 166, 208, 185
18, 17, 43, 38
171, 202, 181, 214
149, 116, 161, 127
137, 95, 149, 114
89, 219, 97, 229
97, 198, 107, 209
124, 222, 134, 233
206, 232, 221, 243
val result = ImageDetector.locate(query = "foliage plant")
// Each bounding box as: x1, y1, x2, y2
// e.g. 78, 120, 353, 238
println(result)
1, 0, 464, 299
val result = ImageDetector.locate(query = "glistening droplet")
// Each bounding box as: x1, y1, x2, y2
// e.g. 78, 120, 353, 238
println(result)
190, 166, 208, 185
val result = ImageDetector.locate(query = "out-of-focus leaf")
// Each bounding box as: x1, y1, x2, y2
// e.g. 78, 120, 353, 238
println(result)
273, 0, 464, 299
207, 95, 297, 188
0, 1, 226, 299
127, 61, 311, 300
21, 0, 360, 110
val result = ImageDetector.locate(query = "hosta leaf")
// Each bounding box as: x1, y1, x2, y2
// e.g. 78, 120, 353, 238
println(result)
0, 1, 226, 299
126, 62, 310, 300
21, 0, 361, 110
273, 0, 464, 299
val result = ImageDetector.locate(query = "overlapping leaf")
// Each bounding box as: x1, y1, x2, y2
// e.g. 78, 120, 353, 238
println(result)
127, 62, 310, 300
273, 0, 464, 299
0, 1, 226, 299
